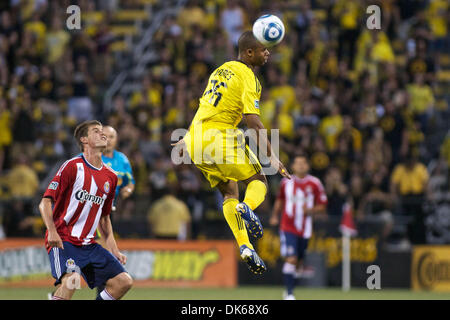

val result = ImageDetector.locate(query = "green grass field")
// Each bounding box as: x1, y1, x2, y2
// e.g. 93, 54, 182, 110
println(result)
0, 286, 449, 300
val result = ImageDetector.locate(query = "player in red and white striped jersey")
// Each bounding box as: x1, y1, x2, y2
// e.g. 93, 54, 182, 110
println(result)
43, 154, 117, 248
270, 154, 327, 300
39, 120, 132, 300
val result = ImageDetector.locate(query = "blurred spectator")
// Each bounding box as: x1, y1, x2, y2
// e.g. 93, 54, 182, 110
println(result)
92, 20, 115, 82
295, 101, 319, 129
426, 0, 449, 54
177, 0, 208, 38
12, 92, 36, 148
319, 105, 343, 152
309, 134, 330, 180
2, 198, 36, 237
325, 167, 348, 216
3, 153, 39, 199
294, 0, 313, 45
23, 11, 46, 57
378, 98, 408, 166
147, 190, 192, 240
269, 72, 297, 115
370, 30, 395, 64
427, 156, 448, 203
332, 0, 362, 69
406, 38, 436, 84
357, 172, 395, 242
391, 150, 429, 244
442, 134, 450, 168
406, 73, 435, 129
130, 150, 150, 197
149, 156, 177, 200
45, 15, 69, 65
220, 0, 245, 46
129, 75, 162, 109
336, 116, 362, 155
364, 128, 392, 173
0, 97, 12, 172
0, 11, 19, 63
67, 56, 94, 122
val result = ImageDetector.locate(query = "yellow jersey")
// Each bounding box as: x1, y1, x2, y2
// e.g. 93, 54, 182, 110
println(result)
189, 60, 262, 130
183, 60, 263, 188
391, 163, 429, 195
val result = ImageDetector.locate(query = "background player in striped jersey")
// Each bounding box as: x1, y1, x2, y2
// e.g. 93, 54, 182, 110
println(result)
101, 125, 135, 206
39, 120, 133, 300
270, 154, 327, 300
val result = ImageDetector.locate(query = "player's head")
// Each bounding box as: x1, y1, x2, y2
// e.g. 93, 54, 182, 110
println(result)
237, 31, 270, 67
74, 120, 106, 152
291, 153, 310, 177
103, 125, 118, 153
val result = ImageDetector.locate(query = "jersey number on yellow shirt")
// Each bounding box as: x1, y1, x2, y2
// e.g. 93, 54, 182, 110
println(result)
203, 80, 228, 107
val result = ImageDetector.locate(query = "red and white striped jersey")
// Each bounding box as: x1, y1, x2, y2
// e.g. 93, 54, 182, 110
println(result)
276, 174, 327, 238
43, 155, 117, 252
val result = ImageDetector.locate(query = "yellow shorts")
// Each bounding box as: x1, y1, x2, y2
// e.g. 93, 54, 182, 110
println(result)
184, 126, 262, 188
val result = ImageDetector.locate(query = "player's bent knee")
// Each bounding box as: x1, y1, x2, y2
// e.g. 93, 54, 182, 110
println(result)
117, 272, 133, 291
107, 272, 133, 293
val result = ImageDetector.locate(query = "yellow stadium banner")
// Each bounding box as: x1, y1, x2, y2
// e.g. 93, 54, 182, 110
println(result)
411, 246, 450, 292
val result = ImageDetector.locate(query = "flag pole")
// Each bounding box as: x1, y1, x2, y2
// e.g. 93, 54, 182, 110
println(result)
340, 201, 356, 292
342, 230, 350, 292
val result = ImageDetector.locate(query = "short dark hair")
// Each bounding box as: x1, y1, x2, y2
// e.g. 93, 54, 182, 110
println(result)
74, 120, 102, 152
292, 152, 309, 164
238, 31, 260, 53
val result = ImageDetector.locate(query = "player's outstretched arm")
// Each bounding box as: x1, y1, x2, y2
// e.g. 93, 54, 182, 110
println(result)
269, 198, 284, 226
98, 215, 127, 264
39, 197, 64, 249
244, 113, 291, 179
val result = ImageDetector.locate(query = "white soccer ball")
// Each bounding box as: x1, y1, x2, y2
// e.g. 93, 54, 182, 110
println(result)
252, 14, 285, 47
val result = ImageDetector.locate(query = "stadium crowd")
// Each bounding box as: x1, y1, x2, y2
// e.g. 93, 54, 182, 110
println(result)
0, 0, 448, 246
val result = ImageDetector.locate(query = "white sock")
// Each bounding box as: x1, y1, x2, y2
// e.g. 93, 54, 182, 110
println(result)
100, 289, 115, 300
282, 262, 296, 275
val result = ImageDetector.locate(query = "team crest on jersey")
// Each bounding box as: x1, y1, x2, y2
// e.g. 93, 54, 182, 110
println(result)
104, 181, 110, 193
48, 181, 59, 190
66, 258, 76, 268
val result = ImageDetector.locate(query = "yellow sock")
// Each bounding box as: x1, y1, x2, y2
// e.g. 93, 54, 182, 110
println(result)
243, 180, 267, 211
223, 198, 253, 249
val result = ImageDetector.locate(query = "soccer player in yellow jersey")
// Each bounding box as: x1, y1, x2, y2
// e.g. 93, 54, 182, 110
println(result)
173, 31, 291, 274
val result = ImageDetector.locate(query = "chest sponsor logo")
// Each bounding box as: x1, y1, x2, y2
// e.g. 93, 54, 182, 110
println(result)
75, 189, 105, 206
